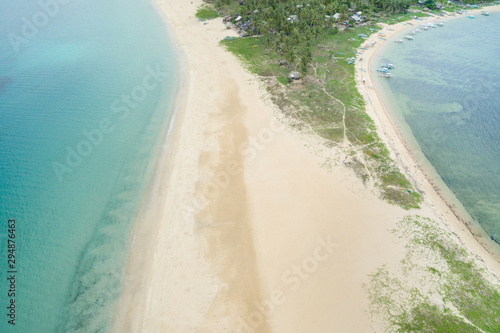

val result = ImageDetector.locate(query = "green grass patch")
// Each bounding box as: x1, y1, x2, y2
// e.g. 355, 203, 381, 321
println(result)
195, 5, 220, 20
220, 37, 280, 75
397, 303, 480, 332
277, 76, 290, 86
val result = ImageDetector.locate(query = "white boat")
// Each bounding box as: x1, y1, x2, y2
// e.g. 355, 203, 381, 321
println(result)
404, 35, 413, 40
378, 72, 393, 78
481, 11, 489, 16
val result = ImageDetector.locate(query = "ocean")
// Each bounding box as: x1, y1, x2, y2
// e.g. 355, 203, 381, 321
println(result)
0, 0, 178, 331
373, 11, 500, 247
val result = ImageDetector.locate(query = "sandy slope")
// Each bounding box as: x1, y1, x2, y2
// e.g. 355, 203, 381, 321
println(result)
111, 2, 500, 332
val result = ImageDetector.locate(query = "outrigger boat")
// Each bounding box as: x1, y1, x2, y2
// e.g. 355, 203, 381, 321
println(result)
378, 72, 393, 78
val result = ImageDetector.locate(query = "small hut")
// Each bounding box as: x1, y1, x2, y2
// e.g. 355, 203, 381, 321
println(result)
289, 72, 302, 80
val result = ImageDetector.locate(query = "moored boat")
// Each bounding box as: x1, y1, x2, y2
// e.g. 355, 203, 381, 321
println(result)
378, 72, 393, 78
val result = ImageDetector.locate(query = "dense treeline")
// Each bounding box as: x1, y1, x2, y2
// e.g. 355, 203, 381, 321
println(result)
213, 0, 493, 70
369, 0, 412, 12
213, 0, 411, 71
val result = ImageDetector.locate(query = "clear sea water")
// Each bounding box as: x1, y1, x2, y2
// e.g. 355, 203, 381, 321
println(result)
0, 0, 178, 332
373, 12, 500, 246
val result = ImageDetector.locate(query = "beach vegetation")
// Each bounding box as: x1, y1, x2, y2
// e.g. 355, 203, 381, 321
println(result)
366, 215, 500, 332
195, 5, 221, 20
277, 76, 290, 85
221, 37, 272, 73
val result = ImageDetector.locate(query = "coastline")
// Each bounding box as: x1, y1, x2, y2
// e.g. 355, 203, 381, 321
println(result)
109, 2, 190, 329
112, 0, 268, 331
354, 7, 500, 265
111, 1, 500, 332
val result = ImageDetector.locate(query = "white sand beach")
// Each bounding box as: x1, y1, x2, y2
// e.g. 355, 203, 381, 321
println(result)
111, 2, 500, 332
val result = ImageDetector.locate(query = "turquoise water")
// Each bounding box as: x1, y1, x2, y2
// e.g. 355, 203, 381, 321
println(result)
0, 0, 178, 332
374, 12, 500, 246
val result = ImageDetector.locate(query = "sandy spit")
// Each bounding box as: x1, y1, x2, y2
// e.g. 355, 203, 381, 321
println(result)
111, 2, 500, 332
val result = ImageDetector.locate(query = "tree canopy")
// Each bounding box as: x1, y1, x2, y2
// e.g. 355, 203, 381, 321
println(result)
214, 0, 411, 71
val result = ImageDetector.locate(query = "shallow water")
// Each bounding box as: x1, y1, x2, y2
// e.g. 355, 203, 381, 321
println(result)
374, 12, 500, 245
0, 0, 178, 331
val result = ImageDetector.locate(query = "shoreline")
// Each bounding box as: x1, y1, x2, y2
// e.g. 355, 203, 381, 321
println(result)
112, 1, 500, 332
113, 0, 269, 331
355, 7, 500, 264
109, 2, 191, 329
